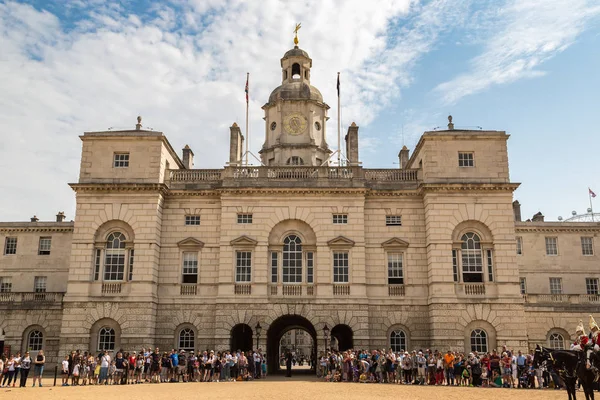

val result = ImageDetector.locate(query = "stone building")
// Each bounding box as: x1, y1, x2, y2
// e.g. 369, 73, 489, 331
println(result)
0, 44, 599, 372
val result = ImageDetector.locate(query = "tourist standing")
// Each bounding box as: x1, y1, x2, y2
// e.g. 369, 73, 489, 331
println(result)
98, 350, 111, 385
19, 351, 31, 387
31, 349, 45, 387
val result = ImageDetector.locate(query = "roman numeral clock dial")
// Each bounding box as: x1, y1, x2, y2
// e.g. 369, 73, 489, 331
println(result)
283, 112, 307, 135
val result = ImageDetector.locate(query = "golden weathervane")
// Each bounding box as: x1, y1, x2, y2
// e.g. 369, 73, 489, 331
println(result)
293, 23, 301, 46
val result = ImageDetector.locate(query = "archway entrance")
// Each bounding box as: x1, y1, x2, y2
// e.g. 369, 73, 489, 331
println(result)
331, 324, 353, 351
267, 315, 317, 375
230, 324, 253, 352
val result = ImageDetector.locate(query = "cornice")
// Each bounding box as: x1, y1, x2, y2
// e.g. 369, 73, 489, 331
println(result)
0, 226, 73, 233
515, 224, 600, 233
69, 183, 169, 195
419, 182, 520, 193
217, 188, 369, 196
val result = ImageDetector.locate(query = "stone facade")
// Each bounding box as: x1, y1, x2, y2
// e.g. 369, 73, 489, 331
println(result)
1, 45, 599, 371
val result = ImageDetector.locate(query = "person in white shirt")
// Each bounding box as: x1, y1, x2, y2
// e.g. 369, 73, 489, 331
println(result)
99, 350, 111, 385
61, 355, 70, 386
253, 351, 261, 378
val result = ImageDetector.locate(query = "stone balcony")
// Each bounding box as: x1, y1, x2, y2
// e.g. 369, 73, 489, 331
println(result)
167, 166, 420, 190
0, 292, 64, 309
523, 294, 600, 305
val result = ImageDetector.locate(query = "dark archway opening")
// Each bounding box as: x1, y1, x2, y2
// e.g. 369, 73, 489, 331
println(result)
267, 314, 317, 375
230, 324, 253, 352
331, 324, 353, 351
291, 63, 301, 79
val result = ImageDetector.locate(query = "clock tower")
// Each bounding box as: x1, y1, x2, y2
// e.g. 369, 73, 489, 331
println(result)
259, 45, 331, 166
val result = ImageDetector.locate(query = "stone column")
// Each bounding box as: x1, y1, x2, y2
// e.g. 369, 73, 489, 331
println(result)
345, 122, 359, 166
229, 123, 243, 165
182, 145, 194, 169
399, 146, 409, 169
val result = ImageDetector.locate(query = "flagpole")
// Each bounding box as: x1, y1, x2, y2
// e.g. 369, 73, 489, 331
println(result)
337, 72, 341, 167
245, 72, 249, 166
590, 189, 595, 222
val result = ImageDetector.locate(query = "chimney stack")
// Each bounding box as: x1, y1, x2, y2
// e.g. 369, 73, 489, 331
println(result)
56, 211, 66, 222
532, 212, 544, 222
345, 122, 360, 166
512, 200, 522, 222
398, 146, 410, 169
182, 145, 194, 169
30, 215, 39, 222
229, 123, 243, 165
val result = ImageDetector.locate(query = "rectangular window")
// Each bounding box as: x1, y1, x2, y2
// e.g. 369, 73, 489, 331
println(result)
235, 251, 252, 283
486, 249, 494, 282
185, 215, 201, 225
4, 237, 17, 255
182, 252, 198, 284
94, 248, 101, 281
34, 276, 47, 293
586, 278, 599, 295
582, 237, 594, 256
387, 253, 404, 285
104, 248, 125, 281
38, 237, 52, 255
519, 277, 527, 295
549, 277, 563, 294
113, 152, 129, 168
0, 277, 12, 293
270, 252, 278, 284
237, 213, 253, 224
452, 249, 459, 283
332, 214, 348, 224
385, 215, 402, 226
458, 152, 474, 167
545, 237, 558, 256
516, 236, 522, 255
128, 250, 135, 281
306, 252, 314, 284
282, 244, 303, 284
333, 252, 349, 283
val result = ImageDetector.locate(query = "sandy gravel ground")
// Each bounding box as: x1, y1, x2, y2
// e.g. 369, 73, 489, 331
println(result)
0, 380, 575, 400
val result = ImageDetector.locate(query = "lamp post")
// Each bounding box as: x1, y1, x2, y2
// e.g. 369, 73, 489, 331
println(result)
255, 322, 262, 350
323, 324, 330, 353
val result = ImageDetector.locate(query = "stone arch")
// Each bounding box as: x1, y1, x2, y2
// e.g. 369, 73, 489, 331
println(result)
15, 313, 51, 338
94, 219, 135, 244
386, 324, 411, 352
266, 314, 317, 374
268, 219, 316, 246
452, 220, 493, 243
230, 324, 253, 352
174, 323, 197, 351
83, 302, 129, 334
22, 324, 46, 354
464, 320, 497, 353
216, 309, 262, 339
331, 324, 353, 351
90, 318, 122, 353
319, 310, 361, 338
546, 327, 570, 350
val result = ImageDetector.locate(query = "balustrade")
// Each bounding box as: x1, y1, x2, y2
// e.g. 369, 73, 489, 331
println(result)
388, 285, 405, 297
0, 292, 64, 305
333, 285, 350, 296
101, 283, 122, 294
234, 284, 252, 295
180, 285, 197, 296
464, 284, 486, 295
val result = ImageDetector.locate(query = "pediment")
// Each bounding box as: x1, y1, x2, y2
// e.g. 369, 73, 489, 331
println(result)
177, 237, 205, 249
327, 236, 355, 247
381, 237, 409, 249
230, 235, 258, 247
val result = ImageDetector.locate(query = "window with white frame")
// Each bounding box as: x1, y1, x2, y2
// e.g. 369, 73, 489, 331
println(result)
306, 252, 314, 284
237, 213, 253, 224
549, 277, 563, 294
270, 252, 278, 284
461, 232, 483, 283
104, 232, 127, 281
582, 237, 594, 256
0, 277, 12, 292
452, 249, 459, 282
235, 251, 252, 282
458, 152, 474, 167
185, 215, 200, 225
182, 252, 198, 284
519, 277, 527, 295
545, 237, 558, 256
586, 278, 599, 295
385, 215, 402, 226
333, 252, 349, 283
282, 235, 303, 283
113, 152, 129, 168
38, 237, 52, 255
34, 276, 47, 293
98, 327, 116, 351
486, 249, 494, 282
387, 253, 404, 285
4, 237, 17, 255
178, 328, 195, 351
470, 329, 488, 353
390, 330, 407, 352
332, 214, 348, 224
516, 236, 523, 255
548, 333, 565, 350
28, 330, 44, 351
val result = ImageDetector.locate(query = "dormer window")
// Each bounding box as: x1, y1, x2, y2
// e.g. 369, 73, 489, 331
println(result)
113, 153, 130, 168
292, 63, 301, 79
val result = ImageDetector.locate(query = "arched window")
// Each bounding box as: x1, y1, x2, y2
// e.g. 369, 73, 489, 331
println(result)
94, 230, 134, 282
549, 333, 565, 350
292, 63, 301, 79
286, 156, 304, 166
178, 328, 195, 351
98, 327, 116, 351
470, 329, 488, 353
390, 330, 406, 352
461, 232, 483, 282
283, 235, 303, 283
28, 330, 43, 351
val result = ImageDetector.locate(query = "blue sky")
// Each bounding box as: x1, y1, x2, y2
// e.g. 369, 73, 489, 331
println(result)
0, 0, 599, 222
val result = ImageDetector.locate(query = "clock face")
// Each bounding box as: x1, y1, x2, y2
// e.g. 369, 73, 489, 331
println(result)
283, 112, 307, 135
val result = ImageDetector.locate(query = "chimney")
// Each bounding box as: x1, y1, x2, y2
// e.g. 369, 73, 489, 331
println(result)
30, 215, 39, 222
182, 145, 194, 169
56, 212, 66, 222
512, 200, 522, 222
532, 212, 544, 222
229, 122, 243, 165
344, 122, 359, 166
398, 146, 409, 169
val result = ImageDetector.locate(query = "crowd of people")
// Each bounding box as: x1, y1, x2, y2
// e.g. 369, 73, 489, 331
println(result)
318, 346, 561, 388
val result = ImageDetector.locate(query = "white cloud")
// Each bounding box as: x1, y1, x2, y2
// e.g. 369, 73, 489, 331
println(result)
435, 0, 600, 104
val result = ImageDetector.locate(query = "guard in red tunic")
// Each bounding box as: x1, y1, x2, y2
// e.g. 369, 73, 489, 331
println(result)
572, 320, 588, 352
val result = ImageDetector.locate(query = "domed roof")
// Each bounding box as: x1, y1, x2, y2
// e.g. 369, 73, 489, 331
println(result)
268, 81, 323, 103
283, 46, 310, 59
